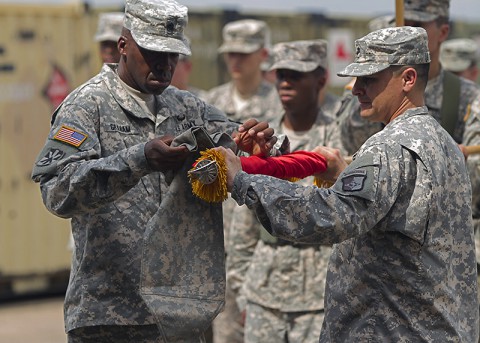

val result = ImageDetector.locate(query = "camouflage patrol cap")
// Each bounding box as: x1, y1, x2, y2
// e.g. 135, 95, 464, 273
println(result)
404, 0, 450, 22
124, 0, 191, 55
368, 15, 395, 32
218, 19, 270, 54
338, 26, 430, 77
94, 12, 124, 42
270, 40, 328, 73
440, 38, 478, 72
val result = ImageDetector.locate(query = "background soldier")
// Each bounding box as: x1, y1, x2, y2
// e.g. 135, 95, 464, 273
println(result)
228, 39, 343, 342
170, 36, 207, 98
205, 18, 283, 343
440, 37, 479, 82
94, 11, 124, 64
337, 0, 480, 154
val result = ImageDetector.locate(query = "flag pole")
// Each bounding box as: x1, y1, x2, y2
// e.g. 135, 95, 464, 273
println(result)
395, 0, 405, 26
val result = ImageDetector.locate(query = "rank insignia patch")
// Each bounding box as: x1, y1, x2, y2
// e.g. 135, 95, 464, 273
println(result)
341, 169, 367, 192
36, 148, 65, 167
53, 125, 87, 147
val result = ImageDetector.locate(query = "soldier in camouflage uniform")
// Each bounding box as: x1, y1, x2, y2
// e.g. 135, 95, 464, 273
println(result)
94, 12, 124, 64
440, 37, 479, 82
337, 0, 480, 153
217, 26, 479, 342
333, 15, 392, 156
171, 36, 207, 99
227, 40, 343, 343
205, 19, 281, 124
30, 0, 277, 342
205, 19, 282, 343
463, 94, 480, 341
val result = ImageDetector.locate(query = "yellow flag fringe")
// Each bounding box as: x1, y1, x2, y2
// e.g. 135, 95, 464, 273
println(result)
189, 149, 229, 203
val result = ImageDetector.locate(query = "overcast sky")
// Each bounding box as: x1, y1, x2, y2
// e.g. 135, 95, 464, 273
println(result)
3, 0, 480, 22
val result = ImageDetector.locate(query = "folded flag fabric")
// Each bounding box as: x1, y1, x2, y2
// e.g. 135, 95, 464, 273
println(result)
189, 149, 328, 203
240, 150, 327, 179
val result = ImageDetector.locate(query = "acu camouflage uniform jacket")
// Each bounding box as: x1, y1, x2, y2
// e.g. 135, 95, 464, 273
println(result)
204, 80, 282, 124
231, 107, 479, 342
31, 64, 238, 342
464, 94, 480, 265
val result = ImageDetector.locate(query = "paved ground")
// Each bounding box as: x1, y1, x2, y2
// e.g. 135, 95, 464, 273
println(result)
0, 295, 67, 343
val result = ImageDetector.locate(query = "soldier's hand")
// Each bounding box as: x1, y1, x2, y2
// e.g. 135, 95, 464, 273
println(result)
144, 135, 189, 172
233, 119, 277, 156
212, 146, 242, 191
312, 146, 348, 183
458, 144, 468, 160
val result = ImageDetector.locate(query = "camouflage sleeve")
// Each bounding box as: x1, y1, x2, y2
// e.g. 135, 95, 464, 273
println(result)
464, 95, 480, 217
31, 103, 151, 218
231, 143, 404, 245
226, 203, 261, 311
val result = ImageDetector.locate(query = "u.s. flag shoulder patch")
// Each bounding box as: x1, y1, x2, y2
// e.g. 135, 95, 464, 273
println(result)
53, 125, 88, 148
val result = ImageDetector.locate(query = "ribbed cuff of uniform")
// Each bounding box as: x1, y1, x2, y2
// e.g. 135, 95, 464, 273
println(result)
127, 142, 152, 177
231, 171, 259, 207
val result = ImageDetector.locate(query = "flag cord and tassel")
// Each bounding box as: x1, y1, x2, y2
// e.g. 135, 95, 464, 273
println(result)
188, 149, 328, 203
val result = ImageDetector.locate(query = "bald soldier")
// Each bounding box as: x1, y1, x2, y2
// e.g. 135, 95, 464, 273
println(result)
216, 26, 479, 342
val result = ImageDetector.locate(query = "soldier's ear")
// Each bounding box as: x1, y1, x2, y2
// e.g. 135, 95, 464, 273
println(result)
118, 35, 127, 55
402, 67, 417, 92
438, 23, 450, 44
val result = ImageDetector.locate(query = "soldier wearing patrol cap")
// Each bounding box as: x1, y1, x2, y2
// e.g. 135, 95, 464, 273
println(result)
403, 6, 480, 326
440, 38, 479, 82
205, 18, 281, 124
337, 0, 480, 154
205, 18, 282, 343
94, 12, 124, 63
227, 39, 345, 343
170, 35, 207, 99
399, 0, 480, 145
31, 0, 277, 342
367, 14, 395, 32
334, 14, 394, 156
215, 26, 479, 342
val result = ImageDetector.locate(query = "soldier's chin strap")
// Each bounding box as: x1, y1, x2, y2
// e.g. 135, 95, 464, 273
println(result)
188, 149, 329, 203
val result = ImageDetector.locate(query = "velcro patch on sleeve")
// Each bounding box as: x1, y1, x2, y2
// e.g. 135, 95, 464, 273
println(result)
36, 148, 65, 167
341, 169, 367, 192
53, 125, 88, 148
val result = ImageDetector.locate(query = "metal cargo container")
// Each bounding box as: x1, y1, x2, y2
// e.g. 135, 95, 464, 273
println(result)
0, 2, 99, 299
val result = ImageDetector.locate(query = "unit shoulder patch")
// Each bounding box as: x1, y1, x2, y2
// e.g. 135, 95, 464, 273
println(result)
341, 169, 367, 192
36, 148, 66, 167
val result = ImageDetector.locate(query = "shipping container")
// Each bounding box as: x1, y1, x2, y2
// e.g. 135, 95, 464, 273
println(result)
0, 2, 100, 299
